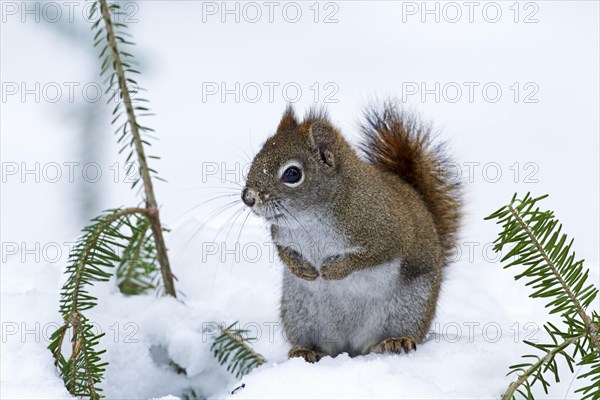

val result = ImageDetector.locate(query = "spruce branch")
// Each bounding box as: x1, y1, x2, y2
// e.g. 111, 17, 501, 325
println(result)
576, 313, 600, 399
48, 207, 149, 397
506, 201, 600, 350
211, 322, 267, 378
486, 193, 600, 399
50, 2, 180, 396
502, 333, 584, 400
60, 208, 147, 318
97, 0, 176, 297
117, 215, 158, 295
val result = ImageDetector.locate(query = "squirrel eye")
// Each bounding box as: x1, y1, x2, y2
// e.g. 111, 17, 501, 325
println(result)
281, 166, 303, 186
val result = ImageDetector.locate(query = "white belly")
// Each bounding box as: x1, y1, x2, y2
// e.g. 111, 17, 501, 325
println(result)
275, 212, 403, 355
282, 259, 401, 356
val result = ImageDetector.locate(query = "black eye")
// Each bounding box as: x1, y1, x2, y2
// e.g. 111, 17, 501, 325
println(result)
282, 166, 302, 185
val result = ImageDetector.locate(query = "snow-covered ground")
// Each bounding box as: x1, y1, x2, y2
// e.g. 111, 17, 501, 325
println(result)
2, 1, 599, 399
2, 216, 598, 399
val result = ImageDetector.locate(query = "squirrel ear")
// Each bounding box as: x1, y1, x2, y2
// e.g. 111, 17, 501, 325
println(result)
308, 121, 337, 168
277, 105, 298, 132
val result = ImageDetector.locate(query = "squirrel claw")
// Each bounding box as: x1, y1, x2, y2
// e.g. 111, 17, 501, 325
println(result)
370, 336, 417, 354
288, 347, 322, 363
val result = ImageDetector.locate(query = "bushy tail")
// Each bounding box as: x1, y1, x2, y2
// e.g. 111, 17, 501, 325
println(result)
359, 101, 461, 261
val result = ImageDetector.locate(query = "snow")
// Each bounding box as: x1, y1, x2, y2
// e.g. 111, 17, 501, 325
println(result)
2, 1, 599, 399
2, 216, 598, 399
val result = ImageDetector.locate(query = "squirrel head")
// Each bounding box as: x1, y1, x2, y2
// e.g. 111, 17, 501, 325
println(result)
242, 105, 348, 223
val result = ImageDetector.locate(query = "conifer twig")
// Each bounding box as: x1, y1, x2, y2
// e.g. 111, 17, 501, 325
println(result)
67, 207, 148, 316
507, 203, 600, 351
211, 322, 266, 378
50, 206, 149, 397
487, 193, 600, 398
501, 333, 585, 400
98, 0, 176, 297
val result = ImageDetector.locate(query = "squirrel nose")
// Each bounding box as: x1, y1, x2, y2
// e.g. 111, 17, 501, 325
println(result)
242, 187, 256, 207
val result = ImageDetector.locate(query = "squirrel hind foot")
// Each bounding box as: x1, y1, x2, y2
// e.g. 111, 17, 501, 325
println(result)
288, 347, 323, 363
370, 336, 417, 354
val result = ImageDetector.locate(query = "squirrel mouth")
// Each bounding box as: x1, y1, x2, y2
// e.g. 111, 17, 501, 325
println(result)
265, 213, 283, 221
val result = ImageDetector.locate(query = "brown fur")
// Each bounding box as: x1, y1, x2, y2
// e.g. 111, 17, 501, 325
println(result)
243, 103, 462, 358
276, 104, 299, 132
359, 101, 462, 263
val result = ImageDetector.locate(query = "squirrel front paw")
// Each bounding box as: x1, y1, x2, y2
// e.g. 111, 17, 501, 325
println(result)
278, 245, 319, 281
320, 256, 352, 280
289, 260, 319, 281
